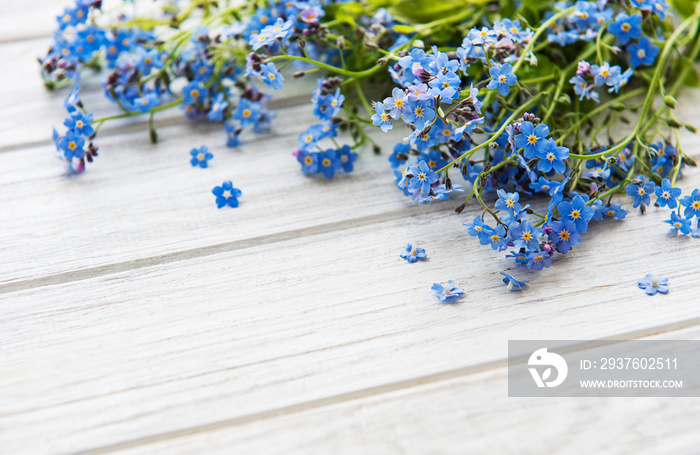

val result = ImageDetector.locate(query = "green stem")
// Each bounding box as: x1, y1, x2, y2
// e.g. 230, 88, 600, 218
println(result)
436, 92, 547, 174
568, 12, 700, 161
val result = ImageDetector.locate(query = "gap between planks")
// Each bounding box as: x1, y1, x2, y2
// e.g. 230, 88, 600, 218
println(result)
69, 315, 700, 455
0, 205, 445, 295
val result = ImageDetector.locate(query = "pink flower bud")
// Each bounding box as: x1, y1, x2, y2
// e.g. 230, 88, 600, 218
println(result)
576, 60, 590, 76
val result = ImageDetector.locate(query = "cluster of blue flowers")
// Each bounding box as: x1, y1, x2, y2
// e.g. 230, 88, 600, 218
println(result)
294, 78, 357, 178
625, 177, 700, 237
550, 2, 661, 101
42, 1, 127, 85
378, 19, 542, 205
570, 60, 633, 102
52, 87, 97, 173
369, 0, 698, 281
47, 0, 345, 171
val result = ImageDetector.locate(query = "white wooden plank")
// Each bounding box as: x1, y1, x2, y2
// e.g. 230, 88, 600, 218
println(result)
0, 120, 417, 287
114, 326, 700, 455
2, 69, 700, 288
1, 187, 700, 453
0, 0, 58, 43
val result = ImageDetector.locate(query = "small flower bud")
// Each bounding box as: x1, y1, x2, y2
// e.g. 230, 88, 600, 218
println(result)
576, 60, 590, 76
683, 155, 698, 167
454, 203, 466, 214
663, 95, 677, 108
337, 35, 345, 49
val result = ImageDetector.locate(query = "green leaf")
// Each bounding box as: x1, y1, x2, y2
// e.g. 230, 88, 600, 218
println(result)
392, 24, 416, 34
390, 0, 476, 24
678, 56, 700, 87
335, 3, 365, 27
671, 0, 697, 18
519, 0, 546, 13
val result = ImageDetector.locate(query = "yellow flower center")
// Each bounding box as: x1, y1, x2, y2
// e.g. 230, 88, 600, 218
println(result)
243, 109, 251, 118
191, 89, 200, 98
622, 23, 631, 32
395, 99, 403, 107
304, 156, 313, 165
522, 232, 532, 241
68, 142, 76, 150
415, 108, 423, 116
222, 190, 232, 198
498, 75, 506, 83
571, 210, 581, 219
197, 153, 205, 160
547, 152, 555, 161
322, 158, 331, 167
528, 135, 537, 144
560, 230, 570, 240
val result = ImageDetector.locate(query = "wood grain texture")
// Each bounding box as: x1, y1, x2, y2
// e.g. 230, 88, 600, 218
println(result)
2, 3, 700, 454
0, 0, 58, 43
0, 116, 417, 287
2, 182, 700, 453
108, 327, 700, 455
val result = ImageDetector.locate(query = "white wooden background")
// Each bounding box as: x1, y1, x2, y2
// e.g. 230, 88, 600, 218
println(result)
2, 2, 700, 454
